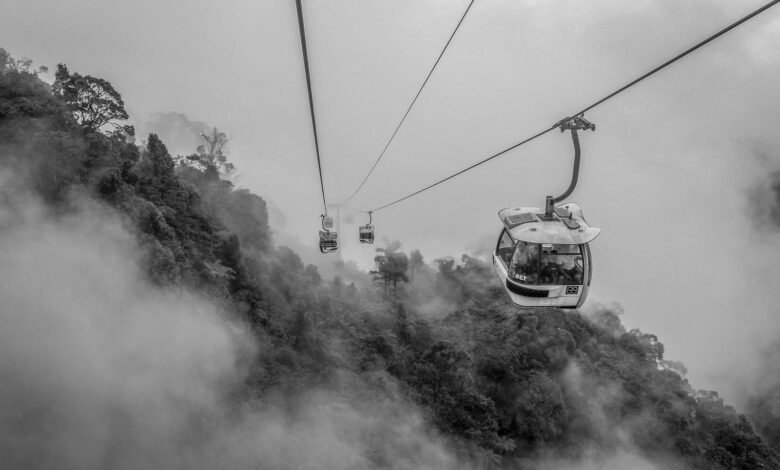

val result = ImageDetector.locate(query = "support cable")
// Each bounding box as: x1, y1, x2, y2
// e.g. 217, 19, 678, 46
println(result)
370, 125, 557, 212
367, 0, 779, 213
294, 0, 328, 214
569, 0, 779, 119
346, 0, 476, 201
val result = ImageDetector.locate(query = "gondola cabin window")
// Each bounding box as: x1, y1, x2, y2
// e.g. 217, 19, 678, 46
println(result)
497, 230, 514, 266
510, 240, 539, 284
510, 242, 584, 286
540, 243, 584, 285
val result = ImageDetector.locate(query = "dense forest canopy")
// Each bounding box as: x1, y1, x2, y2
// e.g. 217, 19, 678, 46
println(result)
1, 48, 779, 469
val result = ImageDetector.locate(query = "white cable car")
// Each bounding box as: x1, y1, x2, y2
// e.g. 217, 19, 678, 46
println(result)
491, 115, 599, 308
492, 203, 600, 308
359, 225, 374, 244
359, 211, 375, 244
319, 230, 338, 253
319, 215, 338, 253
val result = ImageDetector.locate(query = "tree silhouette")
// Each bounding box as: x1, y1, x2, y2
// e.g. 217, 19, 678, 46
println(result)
52, 64, 133, 136
371, 245, 409, 296
181, 127, 235, 180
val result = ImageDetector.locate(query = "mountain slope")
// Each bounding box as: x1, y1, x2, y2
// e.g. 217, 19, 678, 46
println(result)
1, 49, 777, 469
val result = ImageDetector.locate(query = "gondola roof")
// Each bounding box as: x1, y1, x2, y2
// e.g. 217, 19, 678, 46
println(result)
498, 204, 601, 245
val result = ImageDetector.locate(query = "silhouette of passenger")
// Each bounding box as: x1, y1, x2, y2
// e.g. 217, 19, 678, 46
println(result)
556, 248, 583, 284
511, 242, 538, 283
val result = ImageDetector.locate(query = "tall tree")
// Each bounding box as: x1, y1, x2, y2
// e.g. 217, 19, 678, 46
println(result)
52, 64, 133, 136
409, 249, 424, 282
181, 127, 235, 180
371, 246, 409, 296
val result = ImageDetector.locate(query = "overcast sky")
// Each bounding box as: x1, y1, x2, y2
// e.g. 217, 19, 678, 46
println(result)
3, 0, 780, 405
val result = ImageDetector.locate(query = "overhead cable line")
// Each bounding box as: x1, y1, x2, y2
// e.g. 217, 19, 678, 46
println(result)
294, 0, 328, 214
569, 0, 780, 118
368, 0, 780, 213
346, 0, 476, 202
371, 126, 558, 212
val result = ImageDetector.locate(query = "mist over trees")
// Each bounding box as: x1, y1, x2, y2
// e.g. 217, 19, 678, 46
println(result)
371, 242, 409, 296
753, 169, 780, 228
1, 48, 779, 469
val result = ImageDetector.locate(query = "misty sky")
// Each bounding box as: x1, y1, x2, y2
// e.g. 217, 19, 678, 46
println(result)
2, 0, 780, 405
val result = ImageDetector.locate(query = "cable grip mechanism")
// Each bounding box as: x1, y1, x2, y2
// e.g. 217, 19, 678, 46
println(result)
544, 115, 596, 218
555, 114, 596, 132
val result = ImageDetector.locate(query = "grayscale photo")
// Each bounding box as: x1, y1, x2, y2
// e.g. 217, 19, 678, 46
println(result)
1, 0, 779, 468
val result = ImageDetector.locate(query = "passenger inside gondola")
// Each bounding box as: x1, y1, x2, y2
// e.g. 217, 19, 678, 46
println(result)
556, 245, 584, 284
511, 242, 583, 285
541, 243, 583, 285
510, 241, 539, 284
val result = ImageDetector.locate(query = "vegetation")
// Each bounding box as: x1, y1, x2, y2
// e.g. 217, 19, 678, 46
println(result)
1, 48, 778, 468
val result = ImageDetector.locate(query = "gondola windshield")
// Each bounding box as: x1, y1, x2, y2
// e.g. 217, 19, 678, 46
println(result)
506, 241, 584, 286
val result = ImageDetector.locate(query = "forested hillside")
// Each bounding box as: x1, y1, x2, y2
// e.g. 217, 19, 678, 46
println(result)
1, 49, 778, 469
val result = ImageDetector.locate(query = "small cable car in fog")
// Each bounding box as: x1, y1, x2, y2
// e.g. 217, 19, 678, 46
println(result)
359, 211, 375, 244
493, 203, 600, 308
319, 215, 338, 253
319, 231, 338, 253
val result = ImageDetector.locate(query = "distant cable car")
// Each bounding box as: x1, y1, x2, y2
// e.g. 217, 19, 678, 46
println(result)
319, 231, 338, 253
359, 225, 374, 244
319, 215, 338, 254
492, 203, 600, 308
359, 211, 375, 244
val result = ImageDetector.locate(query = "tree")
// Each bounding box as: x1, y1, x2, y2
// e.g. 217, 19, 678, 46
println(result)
304, 264, 321, 286
409, 249, 425, 281
371, 246, 409, 296
52, 64, 133, 136
181, 127, 235, 180
0, 53, 83, 200
139, 134, 176, 187
0, 48, 48, 75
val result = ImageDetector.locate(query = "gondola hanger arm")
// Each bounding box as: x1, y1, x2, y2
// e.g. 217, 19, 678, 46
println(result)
544, 115, 595, 218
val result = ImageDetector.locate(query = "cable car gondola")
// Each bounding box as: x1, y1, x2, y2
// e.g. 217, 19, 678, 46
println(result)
493, 203, 600, 308
319, 231, 338, 253
359, 211, 375, 244
492, 115, 599, 308
319, 215, 338, 253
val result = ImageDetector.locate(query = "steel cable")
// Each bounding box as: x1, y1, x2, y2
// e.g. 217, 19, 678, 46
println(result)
346, 0, 476, 202
294, 0, 328, 214
368, 0, 780, 213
